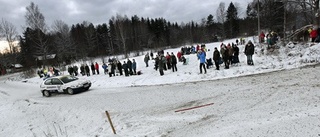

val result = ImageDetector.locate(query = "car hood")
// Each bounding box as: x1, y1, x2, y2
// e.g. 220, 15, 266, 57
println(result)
64, 79, 91, 86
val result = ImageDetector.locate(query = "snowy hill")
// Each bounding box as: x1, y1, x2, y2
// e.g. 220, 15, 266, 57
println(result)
1, 36, 320, 137
23, 37, 320, 87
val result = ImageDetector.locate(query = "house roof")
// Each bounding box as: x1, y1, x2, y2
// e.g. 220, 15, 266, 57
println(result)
36, 54, 56, 60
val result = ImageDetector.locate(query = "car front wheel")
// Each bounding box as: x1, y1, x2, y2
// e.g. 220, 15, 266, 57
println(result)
43, 90, 51, 97
67, 88, 74, 95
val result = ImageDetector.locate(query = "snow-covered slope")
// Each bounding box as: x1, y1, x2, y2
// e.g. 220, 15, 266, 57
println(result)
1, 37, 320, 137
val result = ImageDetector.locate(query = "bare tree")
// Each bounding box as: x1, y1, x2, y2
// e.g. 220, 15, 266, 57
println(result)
25, 2, 47, 32
25, 2, 49, 67
295, 0, 314, 24
82, 21, 98, 58
111, 14, 130, 58
52, 20, 69, 34
216, 2, 226, 39
52, 20, 74, 63
289, 0, 319, 25
0, 18, 17, 54
217, 2, 226, 23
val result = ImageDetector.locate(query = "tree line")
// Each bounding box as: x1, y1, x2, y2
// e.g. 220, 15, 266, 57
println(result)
0, 0, 318, 70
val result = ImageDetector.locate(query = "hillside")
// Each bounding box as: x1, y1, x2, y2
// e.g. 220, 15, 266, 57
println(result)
1, 37, 320, 137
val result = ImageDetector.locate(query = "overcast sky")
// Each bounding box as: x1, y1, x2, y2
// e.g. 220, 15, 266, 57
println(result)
0, 0, 252, 35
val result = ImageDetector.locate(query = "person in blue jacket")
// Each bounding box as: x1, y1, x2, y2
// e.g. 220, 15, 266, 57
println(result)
197, 50, 207, 74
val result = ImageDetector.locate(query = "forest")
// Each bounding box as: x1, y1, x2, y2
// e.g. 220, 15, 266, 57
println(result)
0, 0, 318, 70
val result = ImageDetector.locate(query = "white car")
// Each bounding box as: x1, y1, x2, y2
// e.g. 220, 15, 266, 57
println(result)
40, 75, 91, 97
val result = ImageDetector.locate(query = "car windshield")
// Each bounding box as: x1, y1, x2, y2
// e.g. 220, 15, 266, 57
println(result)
59, 75, 78, 83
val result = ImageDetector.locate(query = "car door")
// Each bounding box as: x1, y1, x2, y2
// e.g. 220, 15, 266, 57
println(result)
51, 78, 64, 92
44, 79, 57, 91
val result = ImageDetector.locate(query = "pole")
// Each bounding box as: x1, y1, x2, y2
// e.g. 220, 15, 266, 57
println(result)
258, 0, 261, 43
283, 0, 287, 45
316, 0, 320, 27
105, 111, 116, 134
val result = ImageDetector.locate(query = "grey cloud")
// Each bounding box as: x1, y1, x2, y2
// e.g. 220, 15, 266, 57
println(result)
0, 0, 251, 34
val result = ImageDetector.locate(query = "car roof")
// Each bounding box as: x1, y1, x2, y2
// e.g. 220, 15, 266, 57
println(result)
45, 75, 73, 80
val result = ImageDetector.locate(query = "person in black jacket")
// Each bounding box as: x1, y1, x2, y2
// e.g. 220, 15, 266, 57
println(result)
80, 64, 85, 76
244, 40, 255, 65
122, 61, 129, 76
85, 64, 90, 76
222, 45, 230, 69
109, 62, 116, 77
67, 66, 74, 76
170, 52, 178, 72
127, 59, 132, 75
232, 44, 240, 64
213, 47, 220, 70
73, 65, 78, 76
132, 59, 137, 75
117, 61, 123, 75
91, 63, 95, 75
158, 54, 166, 76
154, 55, 159, 70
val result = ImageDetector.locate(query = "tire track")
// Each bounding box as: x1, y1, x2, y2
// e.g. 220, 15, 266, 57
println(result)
0, 90, 10, 96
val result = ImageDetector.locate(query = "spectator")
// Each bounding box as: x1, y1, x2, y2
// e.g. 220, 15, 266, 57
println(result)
170, 52, 177, 72
132, 59, 137, 75
91, 63, 95, 75
244, 40, 255, 65
144, 53, 150, 67
260, 31, 265, 43
127, 59, 132, 75
213, 47, 220, 70
310, 29, 318, 42
102, 63, 108, 75
197, 50, 206, 74
73, 65, 78, 76
85, 64, 90, 76
122, 61, 129, 76
95, 62, 99, 75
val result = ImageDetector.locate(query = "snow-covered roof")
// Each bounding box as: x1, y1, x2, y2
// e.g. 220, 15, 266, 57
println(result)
36, 54, 56, 60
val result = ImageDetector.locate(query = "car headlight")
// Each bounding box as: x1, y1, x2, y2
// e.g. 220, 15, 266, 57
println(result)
71, 84, 83, 88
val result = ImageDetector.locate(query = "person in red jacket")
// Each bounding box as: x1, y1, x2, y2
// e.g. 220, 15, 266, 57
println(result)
165, 52, 171, 69
260, 32, 265, 43
196, 45, 200, 52
95, 62, 100, 74
310, 29, 318, 42
177, 51, 182, 61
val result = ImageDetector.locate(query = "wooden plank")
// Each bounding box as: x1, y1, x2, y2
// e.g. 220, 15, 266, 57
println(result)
175, 103, 214, 113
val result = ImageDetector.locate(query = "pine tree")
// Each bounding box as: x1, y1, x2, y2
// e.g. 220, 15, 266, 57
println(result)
225, 2, 240, 38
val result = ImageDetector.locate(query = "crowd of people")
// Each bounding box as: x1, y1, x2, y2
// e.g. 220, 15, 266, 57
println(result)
37, 38, 258, 78
151, 51, 178, 76
193, 40, 255, 74
74, 58, 139, 78
105, 58, 138, 77
37, 66, 60, 79
194, 42, 241, 73
259, 31, 279, 48
146, 40, 254, 76
37, 58, 139, 79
